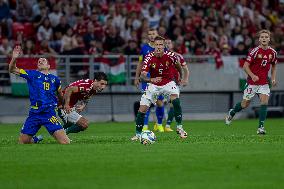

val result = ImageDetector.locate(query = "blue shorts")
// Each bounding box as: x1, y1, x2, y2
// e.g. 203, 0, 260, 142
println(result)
21, 108, 62, 136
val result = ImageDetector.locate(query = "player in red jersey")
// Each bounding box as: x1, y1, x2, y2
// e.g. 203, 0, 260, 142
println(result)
225, 30, 277, 135
131, 36, 188, 140
164, 39, 189, 131
58, 72, 108, 134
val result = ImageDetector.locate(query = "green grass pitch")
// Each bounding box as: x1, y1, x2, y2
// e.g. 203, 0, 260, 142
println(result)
0, 119, 284, 189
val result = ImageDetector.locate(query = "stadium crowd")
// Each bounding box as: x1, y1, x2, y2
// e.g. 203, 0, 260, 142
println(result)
0, 0, 284, 57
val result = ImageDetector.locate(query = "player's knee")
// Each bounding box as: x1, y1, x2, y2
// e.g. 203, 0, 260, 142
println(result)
18, 135, 32, 144
81, 119, 89, 130
241, 100, 250, 108
156, 100, 163, 107
138, 106, 148, 113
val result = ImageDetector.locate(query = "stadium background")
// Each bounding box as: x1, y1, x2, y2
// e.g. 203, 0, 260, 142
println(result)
0, 0, 284, 122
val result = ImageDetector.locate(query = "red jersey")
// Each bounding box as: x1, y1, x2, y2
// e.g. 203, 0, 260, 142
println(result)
172, 52, 187, 82
245, 46, 277, 85
63, 79, 96, 107
142, 51, 177, 86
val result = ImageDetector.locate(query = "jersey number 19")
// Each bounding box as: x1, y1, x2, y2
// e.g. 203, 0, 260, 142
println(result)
43, 82, 50, 90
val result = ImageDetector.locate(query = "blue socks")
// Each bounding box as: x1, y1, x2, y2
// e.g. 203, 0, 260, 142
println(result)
156, 106, 164, 124
144, 109, 150, 125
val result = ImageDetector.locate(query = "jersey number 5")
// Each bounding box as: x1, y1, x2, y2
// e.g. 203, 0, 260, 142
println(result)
159, 69, 163, 74
43, 82, 50, 90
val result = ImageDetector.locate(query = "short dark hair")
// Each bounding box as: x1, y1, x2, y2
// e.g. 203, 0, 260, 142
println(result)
94, 72, 108, 82
154, 36, 165, 41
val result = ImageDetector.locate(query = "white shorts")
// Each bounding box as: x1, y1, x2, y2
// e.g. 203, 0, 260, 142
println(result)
60, 108, 82, 124
140, 81, 180, 107
243, 84, 270, 100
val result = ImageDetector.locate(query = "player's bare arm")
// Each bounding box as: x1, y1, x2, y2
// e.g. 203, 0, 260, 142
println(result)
174, 62, 183, 84
8, 46, 22, 75
134, 56, 143, 88
271, 63, 277, 87
140, 71, 162, 84
57, 88, 64, 108
181, 64, 189, 86
63, 86, 79, 113
243, 61, 259, 82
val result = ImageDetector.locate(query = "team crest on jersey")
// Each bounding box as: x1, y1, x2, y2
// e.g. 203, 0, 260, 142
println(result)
269, 54, 272, 60
45, 77, 48, 80
258, 54, 262, 58
263, 55, 267, 59
52, 79, 55, 83
151, 63, 156, 68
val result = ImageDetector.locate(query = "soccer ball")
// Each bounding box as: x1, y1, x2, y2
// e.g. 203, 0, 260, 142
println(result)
140, 130, 156, 145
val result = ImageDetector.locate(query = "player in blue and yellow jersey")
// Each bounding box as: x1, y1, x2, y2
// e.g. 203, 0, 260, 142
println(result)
9, 46, 70, 144
134, 29, 165, 132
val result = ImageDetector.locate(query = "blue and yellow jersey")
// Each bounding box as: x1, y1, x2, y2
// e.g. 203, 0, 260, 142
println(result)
19, 69, 61, 112
139, 43, 155, 61
139, 43, 155, 91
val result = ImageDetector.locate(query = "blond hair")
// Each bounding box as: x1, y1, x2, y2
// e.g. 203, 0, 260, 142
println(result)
258, 30, 271, 37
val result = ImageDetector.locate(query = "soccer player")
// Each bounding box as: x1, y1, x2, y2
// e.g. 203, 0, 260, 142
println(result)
225, 30, 277, 134
134, 29, 165, 132
8, 46, 70, 144
164, 39, 190, 131
58, 72, 108, 134
131, 36, 188, 140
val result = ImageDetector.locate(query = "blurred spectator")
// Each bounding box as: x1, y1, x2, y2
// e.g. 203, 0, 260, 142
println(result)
145, 6, 160, 29
231, 42, 248, 55
15, 0, 33, 22
0, 38, 12, 56
124, 40, 139, 55
205, 40, 223, 69
61, 28, 78, 52
23, 39, 36, 55
48, 3, 63, 27
221, 44, 231, 56
103, 26, 125, 53
83, 23, 99, 50
37, 39, 57, 56
37, 18, 53, 41
54, 16, 70, 35
0, 0, 13, 38
0, 0, 283, 56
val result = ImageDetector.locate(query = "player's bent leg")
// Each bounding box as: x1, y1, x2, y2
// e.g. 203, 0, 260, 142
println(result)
165, 103, 174, 132
225, 99, 250, 126
131, 105, 150, 141
257, 93, 269, 135
19, 115, 41, 144
76, 117, 89, 130
53, 129, 70, 144
170, 94, 187, 138
18, 134, 33, 144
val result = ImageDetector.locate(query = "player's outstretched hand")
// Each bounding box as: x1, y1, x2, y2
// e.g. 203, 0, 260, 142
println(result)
12, 46, 22, 59
64, 104, 72, 114
271, 79, 277, 87
150, 77, 162, 84
251, 75, 259, 82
